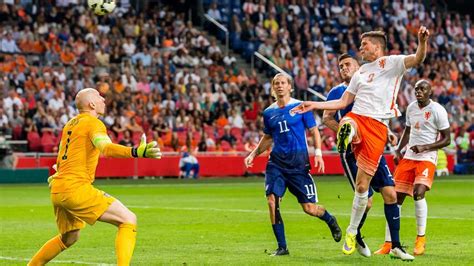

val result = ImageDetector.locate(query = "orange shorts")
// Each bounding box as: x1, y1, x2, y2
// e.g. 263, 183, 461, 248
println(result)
341, 112, 387, 176
51, 184, 115, 234
394, 158, 436, 197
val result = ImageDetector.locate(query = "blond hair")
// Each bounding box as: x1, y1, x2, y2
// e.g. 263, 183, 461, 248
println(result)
271, 73, 293, 99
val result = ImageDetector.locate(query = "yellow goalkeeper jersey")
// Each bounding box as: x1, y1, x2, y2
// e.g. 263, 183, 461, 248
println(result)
50, 113, 107, 193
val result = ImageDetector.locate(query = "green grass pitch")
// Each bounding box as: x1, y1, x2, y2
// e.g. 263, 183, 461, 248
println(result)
1, 175, 473, 265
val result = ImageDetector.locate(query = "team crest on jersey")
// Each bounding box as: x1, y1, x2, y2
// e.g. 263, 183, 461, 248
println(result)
424, 111, 431, 120
289, 109, 296, 117
379, 58, 386, 69
69, 118, 79, 127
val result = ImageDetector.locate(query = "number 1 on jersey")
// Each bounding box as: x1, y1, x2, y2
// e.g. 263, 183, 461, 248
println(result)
304, 184, 315, 196
278, 120, 289, 133
62, 131, 72, 160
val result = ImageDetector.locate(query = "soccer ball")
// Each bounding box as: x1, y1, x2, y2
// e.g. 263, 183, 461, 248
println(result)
88, 0, 116, 16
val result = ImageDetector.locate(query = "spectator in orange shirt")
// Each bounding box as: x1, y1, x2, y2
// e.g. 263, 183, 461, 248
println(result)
60, 46, 76, 66
448, 80, 462, 96
113, 75, 125, 94
215, 111, 229, 128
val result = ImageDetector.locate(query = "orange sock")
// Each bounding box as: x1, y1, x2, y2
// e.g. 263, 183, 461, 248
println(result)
28, 235, 67, 266
116, 223, 137, 266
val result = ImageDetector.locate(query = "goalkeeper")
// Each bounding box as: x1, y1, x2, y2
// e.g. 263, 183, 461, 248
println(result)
28, 88, 161, 266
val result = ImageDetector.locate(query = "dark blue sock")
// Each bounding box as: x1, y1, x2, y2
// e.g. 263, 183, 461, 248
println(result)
318, 210, 334, 224
357, 212, 367, 237
384, 203, 400, 247
272, 224, 286, 249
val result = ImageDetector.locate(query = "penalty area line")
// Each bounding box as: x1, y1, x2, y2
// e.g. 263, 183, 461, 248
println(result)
0, 256, 114, 266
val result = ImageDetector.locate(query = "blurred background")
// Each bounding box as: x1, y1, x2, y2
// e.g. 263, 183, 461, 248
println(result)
0, 0, 472, 180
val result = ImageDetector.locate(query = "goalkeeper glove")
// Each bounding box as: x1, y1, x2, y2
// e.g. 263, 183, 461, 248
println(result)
131, 134, 162, 159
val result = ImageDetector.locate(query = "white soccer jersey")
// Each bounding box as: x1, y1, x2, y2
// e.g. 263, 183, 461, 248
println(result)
347, 55, 407, 120
404, 100, 450, 164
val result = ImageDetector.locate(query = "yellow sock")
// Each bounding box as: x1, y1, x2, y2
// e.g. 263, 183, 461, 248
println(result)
116, 223, 137, 266
28, 235, 67, 266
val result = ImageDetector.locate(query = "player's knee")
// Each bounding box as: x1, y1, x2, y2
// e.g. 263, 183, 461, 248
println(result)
124, 210, 137, 225
61, 230, 80, 247
302, 204, 313, 215
413, 188, 426, 201
382, 188, 397, 204
355, 184, 368, 193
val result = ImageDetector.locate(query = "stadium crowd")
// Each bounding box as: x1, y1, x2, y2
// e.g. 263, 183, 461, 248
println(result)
0, 1, 472, 165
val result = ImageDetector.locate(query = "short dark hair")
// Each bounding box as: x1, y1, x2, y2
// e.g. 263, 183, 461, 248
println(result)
361, 31, 387, 50
338, 53, 356, 63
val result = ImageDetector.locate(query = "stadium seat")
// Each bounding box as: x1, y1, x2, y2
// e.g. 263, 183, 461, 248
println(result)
221, 141, 231, 151
236, 142, 245, 151
177, 132, 187, 146
192, 131, 201, 142
27, 131, 42, 152
12, 125, 23, 140
116, 131, 124, 142
204, 125, 215, 138
161, 146, 174, 152
41, 132, 56, 153
217, 128, 225, 138
107, 130, 115, 141
230, 127, 242, 139
207, 146, 216, 152
132, 131, 143, 144
55, 130, 63, 147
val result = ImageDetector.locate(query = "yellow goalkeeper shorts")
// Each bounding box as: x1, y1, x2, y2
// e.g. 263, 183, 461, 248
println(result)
51, 184, 116, 234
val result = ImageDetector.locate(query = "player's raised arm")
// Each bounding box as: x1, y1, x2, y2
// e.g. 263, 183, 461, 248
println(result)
244, 134, 273, 168
404, 26, 430, 69
322, 110, 339, 132
93, 133, 162, 159
291, 90, 356, 114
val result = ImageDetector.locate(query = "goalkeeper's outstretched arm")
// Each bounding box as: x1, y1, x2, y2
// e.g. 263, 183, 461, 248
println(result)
93, 133, 162, 159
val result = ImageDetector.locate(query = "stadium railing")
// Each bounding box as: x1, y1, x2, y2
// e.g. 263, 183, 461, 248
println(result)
204, 14, 229, 56
252, 51, 327, 101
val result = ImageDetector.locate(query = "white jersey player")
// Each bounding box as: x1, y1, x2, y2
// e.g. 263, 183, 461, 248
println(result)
380, 79, 451, 256
292, 26, 431, 261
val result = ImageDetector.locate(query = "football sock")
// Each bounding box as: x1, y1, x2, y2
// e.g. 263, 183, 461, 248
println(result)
272, 224, 287, 249
272, 197, 286, 249
28, 235, 67, 266
347, 190, 368, 235
415, 198, 427, 236
356, 212, 368, 244
318, 210, 334, 224
384, 221, 391, 242
116, 223, 137, 266
385, 203, 401, 248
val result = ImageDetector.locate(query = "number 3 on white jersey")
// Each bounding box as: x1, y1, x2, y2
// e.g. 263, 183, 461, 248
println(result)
278, 120, 289, 133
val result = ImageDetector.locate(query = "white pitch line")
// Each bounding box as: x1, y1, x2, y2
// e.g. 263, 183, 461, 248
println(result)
101, 178, 474, 188
128, 205, 474, 221
0, 256, 114, 265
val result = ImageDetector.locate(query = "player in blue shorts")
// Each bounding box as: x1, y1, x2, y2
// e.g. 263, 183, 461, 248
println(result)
245, 73, 342, 256
322, 54, 398, 257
